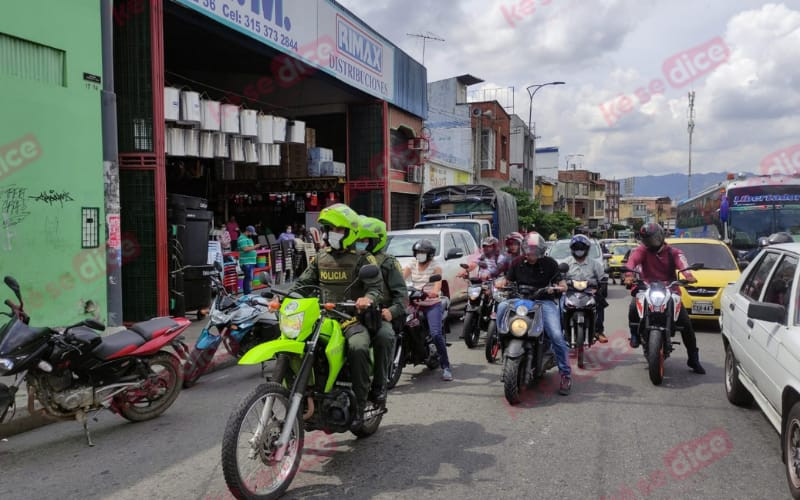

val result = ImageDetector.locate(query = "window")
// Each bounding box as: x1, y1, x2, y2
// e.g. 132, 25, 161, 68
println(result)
741, 252, 780, 301
595, 200, 605, 210
385, 234, 440, 257
763, 255, 797, 324
443, 233, 457, 255
0, 33, 66, 86
480, 129, 495, 170
458, 233, 474, 254
670, 243, 737, 271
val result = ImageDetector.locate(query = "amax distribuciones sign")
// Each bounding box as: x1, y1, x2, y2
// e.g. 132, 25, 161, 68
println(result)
175, 0, 394, 101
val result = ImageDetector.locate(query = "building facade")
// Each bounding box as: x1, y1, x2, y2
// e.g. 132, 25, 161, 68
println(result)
470, 101, 511, 191
619, 196, 673, 228
603, 179, 620, 224
558, 169, 606, 230
509, 114, 534, 192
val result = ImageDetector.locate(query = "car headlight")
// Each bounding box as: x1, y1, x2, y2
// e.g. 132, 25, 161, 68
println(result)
0, 357, 14, 375
279, 311, 304, 339
515, 305, 529, 316
510, 318, 528, 337
468, 286, 482, 300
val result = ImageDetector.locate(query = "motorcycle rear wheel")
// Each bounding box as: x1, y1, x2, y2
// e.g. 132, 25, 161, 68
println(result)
387, 343, 404, 390
463, 311, 480, 348
222, 383, 302, 500
485, 320, 500, 363
503, 357, 523, 405
647, 329, 665, 385
117, 352, 182, 421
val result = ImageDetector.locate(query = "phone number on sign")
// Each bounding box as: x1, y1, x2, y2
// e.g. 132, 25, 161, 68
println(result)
191, 0, 300, 51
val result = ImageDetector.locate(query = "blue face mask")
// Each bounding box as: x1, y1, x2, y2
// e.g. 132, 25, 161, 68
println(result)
355, 241, 369, 252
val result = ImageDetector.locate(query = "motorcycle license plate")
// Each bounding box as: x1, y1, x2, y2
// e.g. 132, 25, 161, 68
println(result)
691, 301, 714, 315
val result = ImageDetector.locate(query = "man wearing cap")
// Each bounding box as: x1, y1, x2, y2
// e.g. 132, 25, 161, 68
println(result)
237, 225, 262, 295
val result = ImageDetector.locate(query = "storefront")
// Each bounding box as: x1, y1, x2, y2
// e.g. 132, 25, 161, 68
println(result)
113, 0, 426, 320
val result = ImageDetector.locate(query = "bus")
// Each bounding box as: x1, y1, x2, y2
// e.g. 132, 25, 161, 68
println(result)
675, 174, 800, 255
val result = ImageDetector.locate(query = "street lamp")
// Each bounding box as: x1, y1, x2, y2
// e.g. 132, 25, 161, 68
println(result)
527, 81, 565, 201
565, 153, 584, 219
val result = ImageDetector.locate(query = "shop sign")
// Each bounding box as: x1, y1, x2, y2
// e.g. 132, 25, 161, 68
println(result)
174, 0, 395, 102
426, 165, 473, 190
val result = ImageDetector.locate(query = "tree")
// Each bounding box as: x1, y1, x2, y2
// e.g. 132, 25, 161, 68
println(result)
501, 187, 580, 239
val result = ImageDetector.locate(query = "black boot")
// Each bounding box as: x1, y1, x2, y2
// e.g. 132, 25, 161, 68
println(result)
368, 385, 387, 405
687, 348, 706, 374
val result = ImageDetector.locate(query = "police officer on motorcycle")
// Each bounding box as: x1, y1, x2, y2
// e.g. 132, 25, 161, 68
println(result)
355, 216, 407, 403
625, 223, 705, 374
288, 204, 388, 423
562, 234, 609, 343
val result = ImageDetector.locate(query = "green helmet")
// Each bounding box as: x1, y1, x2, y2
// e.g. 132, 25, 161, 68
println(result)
318, 203, 360, 250
357, 216, 388, 254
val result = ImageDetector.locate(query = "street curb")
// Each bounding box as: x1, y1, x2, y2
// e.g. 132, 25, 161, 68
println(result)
0, 351, 239, 439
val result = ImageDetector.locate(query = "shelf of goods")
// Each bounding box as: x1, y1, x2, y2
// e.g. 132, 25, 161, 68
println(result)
223, 249, 271, 293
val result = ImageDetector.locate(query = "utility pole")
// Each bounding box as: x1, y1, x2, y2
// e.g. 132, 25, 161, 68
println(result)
687, 91, 695, 199
406, 32, 445, 66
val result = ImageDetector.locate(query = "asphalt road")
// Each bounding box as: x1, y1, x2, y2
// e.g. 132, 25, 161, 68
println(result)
0, 285, 790, 499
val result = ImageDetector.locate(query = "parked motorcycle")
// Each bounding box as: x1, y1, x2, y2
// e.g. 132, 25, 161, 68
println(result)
460, 262, 495, 348
562, 277, 601, 369
386, 274, 443, 390
622, 263, 703, 385
499, 283, 560, 405
183, 264, 279, 388
221, 266, 386, 499
0, 276, 189, 445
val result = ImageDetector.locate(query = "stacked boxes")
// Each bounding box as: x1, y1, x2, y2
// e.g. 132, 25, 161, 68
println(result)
308, 147, 334, 177
281, 143, 308, 178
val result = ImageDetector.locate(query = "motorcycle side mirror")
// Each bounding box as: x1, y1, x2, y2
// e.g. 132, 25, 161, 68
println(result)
259, 272, 272, 285
4, 276, 21, 303
358, 264, 380, 280
688, 262, 704, 271
82, 319, 106, 331
603, 253, 612, 260
428, 274, 442, 283
558, 263, 570, 273
459, 263, 469, 270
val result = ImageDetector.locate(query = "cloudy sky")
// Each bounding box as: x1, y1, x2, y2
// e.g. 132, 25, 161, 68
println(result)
339, 0, 800, 179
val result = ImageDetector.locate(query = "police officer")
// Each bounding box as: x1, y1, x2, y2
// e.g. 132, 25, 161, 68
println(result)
355, 215, 406, 403
288, 204, 385, 423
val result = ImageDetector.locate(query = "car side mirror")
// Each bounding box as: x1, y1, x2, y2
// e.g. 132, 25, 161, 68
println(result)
358, 264, 380, 280
428, 274, 442, 283
688, 262, 704, 271
737, 260, 749, 271
446, 248, 464, 260
747, 302, 785, 324
603, 253, 612, 260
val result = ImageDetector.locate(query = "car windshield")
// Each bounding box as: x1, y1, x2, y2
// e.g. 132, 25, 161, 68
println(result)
670, 243, 737, 271
416, 222, 479, 244
548, 240, 601, 259
611, 245, 633, 255
385, 234, 441, 257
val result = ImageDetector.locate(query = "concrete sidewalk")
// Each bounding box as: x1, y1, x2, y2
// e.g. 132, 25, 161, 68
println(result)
0, 317, 233, 439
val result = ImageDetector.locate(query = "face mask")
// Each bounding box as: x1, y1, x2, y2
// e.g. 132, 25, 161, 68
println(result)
327, 231, 345, 250
573, 249, 587, 258
355, 241, 369, 252
416, 253, 428, 263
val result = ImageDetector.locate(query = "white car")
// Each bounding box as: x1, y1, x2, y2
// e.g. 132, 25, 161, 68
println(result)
720, 242, 800, 498
385, 228, 481, 310
545, 238, 609, 274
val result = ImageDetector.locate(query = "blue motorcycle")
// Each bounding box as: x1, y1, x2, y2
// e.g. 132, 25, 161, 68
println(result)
182, 265, 279, 388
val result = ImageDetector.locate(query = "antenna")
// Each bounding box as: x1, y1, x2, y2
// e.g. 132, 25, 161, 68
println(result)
406, 32, 445, 66
687, 90, 695, 198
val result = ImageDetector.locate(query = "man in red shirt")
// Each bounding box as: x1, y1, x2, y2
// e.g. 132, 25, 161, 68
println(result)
626, 223, 705, 374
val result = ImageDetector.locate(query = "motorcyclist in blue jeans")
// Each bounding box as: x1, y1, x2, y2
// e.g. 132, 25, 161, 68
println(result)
497, 232, 572, 394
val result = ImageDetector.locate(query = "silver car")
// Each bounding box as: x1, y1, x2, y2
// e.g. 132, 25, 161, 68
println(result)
385, 228, 481, 309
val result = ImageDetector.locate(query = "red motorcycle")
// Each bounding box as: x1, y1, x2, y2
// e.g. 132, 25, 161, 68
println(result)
0, 276, 190, 445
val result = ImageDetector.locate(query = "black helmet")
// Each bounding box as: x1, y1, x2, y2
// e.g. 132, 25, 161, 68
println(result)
639, 222, 665, 251
767, 232, 793, 245
569, 234, 591, 258
412, 239, 436, 257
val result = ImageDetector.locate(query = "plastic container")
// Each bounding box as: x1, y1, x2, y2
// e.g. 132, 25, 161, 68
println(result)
244, 138, 258, 163
257, 143, 270, 166
164, 87, 180, 121
272, 116, 287, 143
257, 114, 274, 144
199, 131, 214, 158
167, 128, 185, 156
240, 109, 258, 137
287, 120, 305, 144
200, 99, 221, 131
213, 132, 228, 157
230, 136, 245, 162
180, 91, 201, 123
221, 104, 240, 134
184, 129, 200, 157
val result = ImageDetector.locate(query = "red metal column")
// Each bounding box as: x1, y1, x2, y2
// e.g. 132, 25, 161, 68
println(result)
151, 0, 168, 316
344, 106, 350, 204
382, 101, 390, 227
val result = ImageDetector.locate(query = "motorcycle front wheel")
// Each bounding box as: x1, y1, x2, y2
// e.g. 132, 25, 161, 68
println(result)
647, 329, 665, 385
183, 347, 217, 388
485, 320, 500, 363
222, 383, 303, 500
387, 342, 404, 390
575, 318, 586, 369
503, 357, 524, 405
463, 311, 480, 348
117, 352, 182, 421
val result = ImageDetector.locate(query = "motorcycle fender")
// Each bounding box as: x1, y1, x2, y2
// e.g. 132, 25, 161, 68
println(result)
506, 339, 526, 359
323, 318, 347, 392
195, 328, 223, 350
238, 339, 305, 365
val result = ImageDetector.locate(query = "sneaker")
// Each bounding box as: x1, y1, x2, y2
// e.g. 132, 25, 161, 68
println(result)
596, 333, 608, 343
442, 368, 453, 381
559, 374, 572, 395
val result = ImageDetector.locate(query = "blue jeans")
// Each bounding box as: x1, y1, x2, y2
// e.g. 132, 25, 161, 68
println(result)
423, 302, 450, 369
539, 300, 571, 377
242, 264, 255, 295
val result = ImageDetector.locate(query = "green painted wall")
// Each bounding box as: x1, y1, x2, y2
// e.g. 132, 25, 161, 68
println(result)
0, 1, 107, 325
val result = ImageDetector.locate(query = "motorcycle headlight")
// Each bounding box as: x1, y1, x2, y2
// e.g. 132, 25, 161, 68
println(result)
647, 290, 668, 311
468, 286, 482, 300
572, 280, 588, 291
210, 309, 231, 324
515, 305, 529, 316
0, 357, 14, 375
510, 318, 528, 337
279, 311, 304, 339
